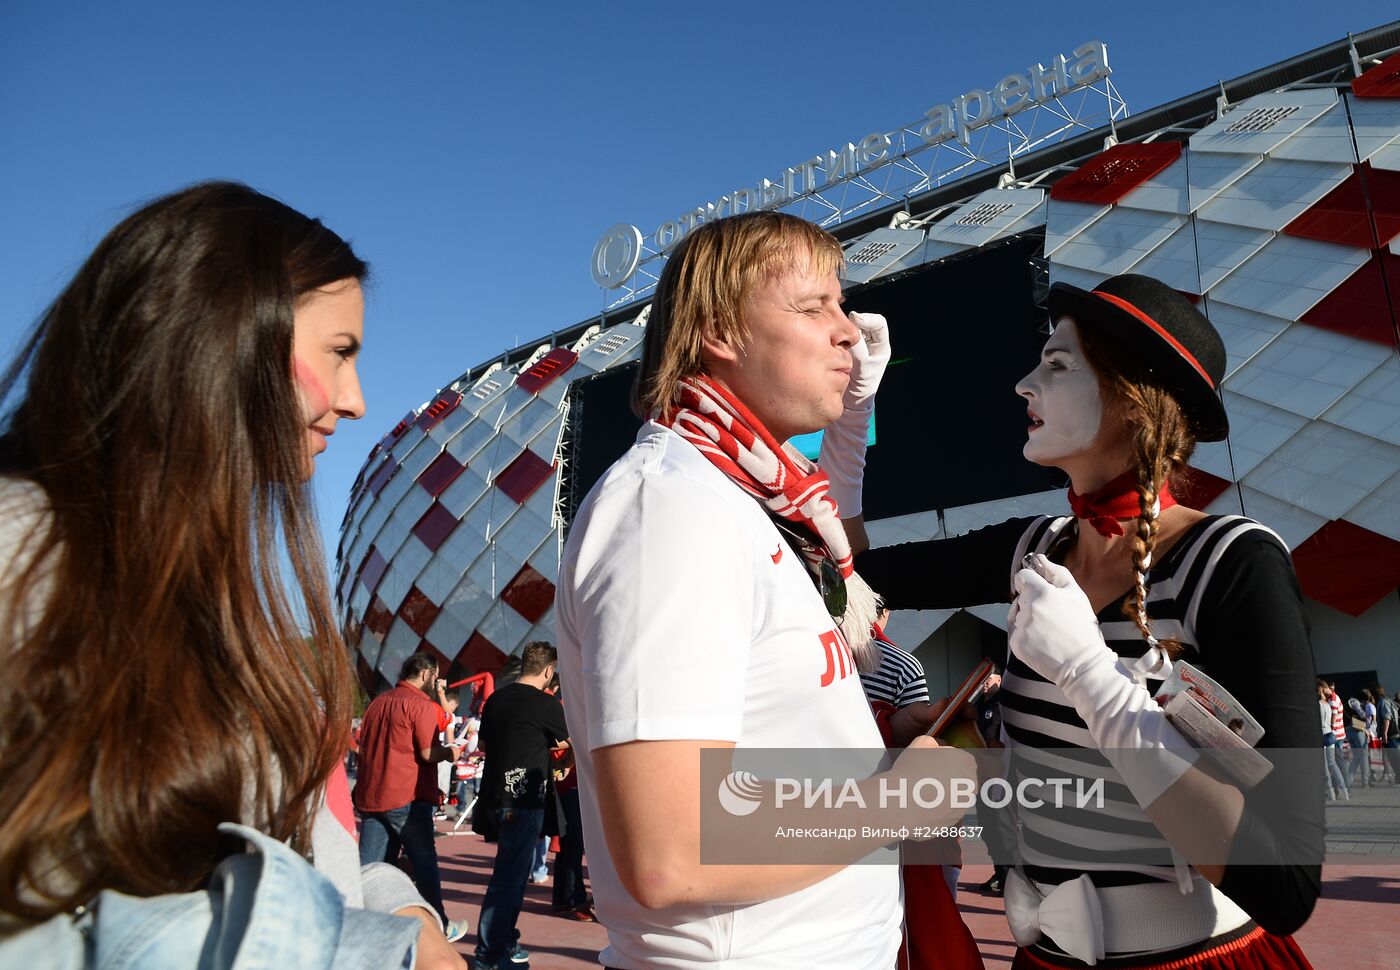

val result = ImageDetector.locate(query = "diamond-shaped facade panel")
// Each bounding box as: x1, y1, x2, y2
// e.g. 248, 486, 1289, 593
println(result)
499, 563, 556, 625
458, 630, 509, 674
1223, 322, 1389, 420
1203, 485, 1326, 551
1321, 356, 1400, 448
925, 188, 1044, 249
359, 545, 389, 596
1188, 89, 1337, 157
1043, 200, 1110, 257
1197, 157, 1351, 233
1050, 142, 1182, 206
1201, 300, 1289, 380
495, 449, 555, 504
412, 502, 459, 553
1186, 151, 1264, 213
397, 585, 443, 638
1242, 421, 1400, 520
1283, 162, 1400, 250
1354, 50, 1400, 100
1299, 251, 1400, 347
1124, 220, 1199, 294
517, 347, 579, 394
417, 452, 466, 497
1293, 519, 1400, 617
1052, 207, 1184, 277
1209, 235, 1369, 321
1343, 470, 1400, 543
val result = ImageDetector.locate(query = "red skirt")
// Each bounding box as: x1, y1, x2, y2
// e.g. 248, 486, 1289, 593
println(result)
1010, 925, 1312, 970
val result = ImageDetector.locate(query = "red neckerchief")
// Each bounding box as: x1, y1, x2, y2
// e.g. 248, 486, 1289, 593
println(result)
1067, 470, 1176, 538
658, 375, 853, 579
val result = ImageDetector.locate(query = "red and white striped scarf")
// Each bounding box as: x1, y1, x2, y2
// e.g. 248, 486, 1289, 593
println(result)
659, 375, 880, 670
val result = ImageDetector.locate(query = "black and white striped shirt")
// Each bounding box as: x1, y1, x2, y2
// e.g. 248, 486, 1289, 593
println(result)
859, 634, 929, 710
856, 511, 1323, 929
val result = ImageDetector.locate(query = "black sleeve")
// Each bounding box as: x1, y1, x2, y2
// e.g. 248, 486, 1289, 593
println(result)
854, 517, 1033, 610
1192, 532, 1324, 936
542, 694, 569, 746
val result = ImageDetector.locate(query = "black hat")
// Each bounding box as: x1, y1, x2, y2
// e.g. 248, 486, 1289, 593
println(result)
1047, 274, 1229, 442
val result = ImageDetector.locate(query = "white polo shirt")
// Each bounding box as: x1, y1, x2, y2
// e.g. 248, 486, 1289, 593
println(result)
556, 422, 901, 969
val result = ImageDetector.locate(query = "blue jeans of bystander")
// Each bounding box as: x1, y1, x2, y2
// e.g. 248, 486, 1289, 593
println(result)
477, 807, 545, 965
358, 800, 448, 925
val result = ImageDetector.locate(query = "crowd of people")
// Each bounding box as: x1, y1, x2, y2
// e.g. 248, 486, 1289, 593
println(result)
0, 187, 1351, 969
1319, 679, 1400, 799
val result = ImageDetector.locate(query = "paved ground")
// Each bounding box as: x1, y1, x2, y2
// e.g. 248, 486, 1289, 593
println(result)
433, 785, 1400, 969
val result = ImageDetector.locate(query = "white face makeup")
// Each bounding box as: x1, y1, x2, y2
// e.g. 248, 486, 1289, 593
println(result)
1015, 317, 1104, 467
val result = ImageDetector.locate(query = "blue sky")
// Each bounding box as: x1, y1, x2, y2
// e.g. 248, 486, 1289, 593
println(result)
2, 1, 1395, 560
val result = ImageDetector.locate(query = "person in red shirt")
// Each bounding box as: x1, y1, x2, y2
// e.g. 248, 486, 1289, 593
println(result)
354, 652, 467, 941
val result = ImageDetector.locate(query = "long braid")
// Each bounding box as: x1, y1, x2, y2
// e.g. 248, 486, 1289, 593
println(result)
1113, 384, 1194, 664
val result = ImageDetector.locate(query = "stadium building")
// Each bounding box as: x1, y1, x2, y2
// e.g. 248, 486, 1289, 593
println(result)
337, 22, 1400, 702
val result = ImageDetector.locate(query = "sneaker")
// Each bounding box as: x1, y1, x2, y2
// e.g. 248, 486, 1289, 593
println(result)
508, 945, 530, 964
444, 918, 470, 943
979, 874, 1003, 896
527, 870, 550, 885
554, 905, 596, 922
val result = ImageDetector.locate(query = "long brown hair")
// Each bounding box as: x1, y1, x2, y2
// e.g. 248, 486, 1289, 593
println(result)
0, 181, 365, 921
1077, 326, 1196, 653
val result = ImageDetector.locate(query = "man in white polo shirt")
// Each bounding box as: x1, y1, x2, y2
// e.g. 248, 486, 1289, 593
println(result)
556, 211, 932, 968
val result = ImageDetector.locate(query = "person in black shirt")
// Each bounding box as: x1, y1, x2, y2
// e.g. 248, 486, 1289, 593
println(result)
473, 641, 570, 970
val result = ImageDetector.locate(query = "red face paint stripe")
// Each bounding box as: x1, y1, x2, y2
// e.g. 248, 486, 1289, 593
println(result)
1090, 290, 1215, 390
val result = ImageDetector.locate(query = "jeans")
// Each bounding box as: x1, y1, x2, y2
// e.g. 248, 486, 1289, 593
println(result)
553, 787, 588, 911
359, 801, 447, 924
532, 835, 549, 878
1386, 738, 1400, 781
477, 807, 546, 964
1347, 728, 1371, 785
1322, 735, 1348, 796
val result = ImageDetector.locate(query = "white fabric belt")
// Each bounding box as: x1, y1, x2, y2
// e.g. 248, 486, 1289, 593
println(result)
1004, 868, 1251, 966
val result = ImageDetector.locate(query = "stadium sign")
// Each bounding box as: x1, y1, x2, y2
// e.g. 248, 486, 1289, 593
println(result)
592, 41, 1111, 288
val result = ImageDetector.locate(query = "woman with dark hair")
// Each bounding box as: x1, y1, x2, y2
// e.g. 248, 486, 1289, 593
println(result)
848, 274, 1323, 968
0, 182, 463, 967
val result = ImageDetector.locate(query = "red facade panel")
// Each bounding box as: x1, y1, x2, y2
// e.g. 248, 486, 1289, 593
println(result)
516, 347, 580, 394
1300, 251, 1400, 347
417, 452, 466, 497
1174, 467, 1233, 510
1048, 143, 1182, 205
494, 449, 556, 504
414, 391, 464, 432
500, 563, 557, 624
1293, 519, 1400, 617
412, 502, 459, 553
363, 595, 394, 639
1283, 162, 1400, 250
1353, 50, 1400, 99
457, 630, 509, 674
398, 585, 443, 638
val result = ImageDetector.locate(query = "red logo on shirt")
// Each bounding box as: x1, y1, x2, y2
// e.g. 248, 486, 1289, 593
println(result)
818, 629, 855, 687
771, 545, 783, 564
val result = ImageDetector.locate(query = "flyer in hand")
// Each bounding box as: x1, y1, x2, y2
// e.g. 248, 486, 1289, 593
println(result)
1155, 660, 1272, 787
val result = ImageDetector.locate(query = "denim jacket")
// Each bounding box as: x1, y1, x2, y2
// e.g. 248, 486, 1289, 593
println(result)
0, 823, 419, 970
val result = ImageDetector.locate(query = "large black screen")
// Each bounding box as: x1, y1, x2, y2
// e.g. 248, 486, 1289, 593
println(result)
565, 236, 1061, 524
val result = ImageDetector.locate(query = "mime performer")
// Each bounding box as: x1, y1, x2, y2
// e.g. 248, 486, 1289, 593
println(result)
845, 275, 1323, 969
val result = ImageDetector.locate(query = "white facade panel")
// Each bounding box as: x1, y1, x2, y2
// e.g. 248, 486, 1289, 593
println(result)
1223, 322, 1389, 419
1052, 207, 1185, 277
1208, 235, 1369, 321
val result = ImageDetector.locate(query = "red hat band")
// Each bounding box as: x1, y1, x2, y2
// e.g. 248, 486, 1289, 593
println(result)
1090, 290, 1217, 391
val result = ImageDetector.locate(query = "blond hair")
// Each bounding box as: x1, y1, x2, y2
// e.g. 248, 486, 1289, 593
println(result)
631, 212, 844, 417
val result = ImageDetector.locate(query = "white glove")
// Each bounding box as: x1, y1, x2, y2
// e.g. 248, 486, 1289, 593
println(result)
843, 311, 891, 409
819, 312, 891, 518
1010, 555, 1198, 807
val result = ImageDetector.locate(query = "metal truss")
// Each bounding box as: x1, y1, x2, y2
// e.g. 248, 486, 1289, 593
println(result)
603, 78, 1129, 312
